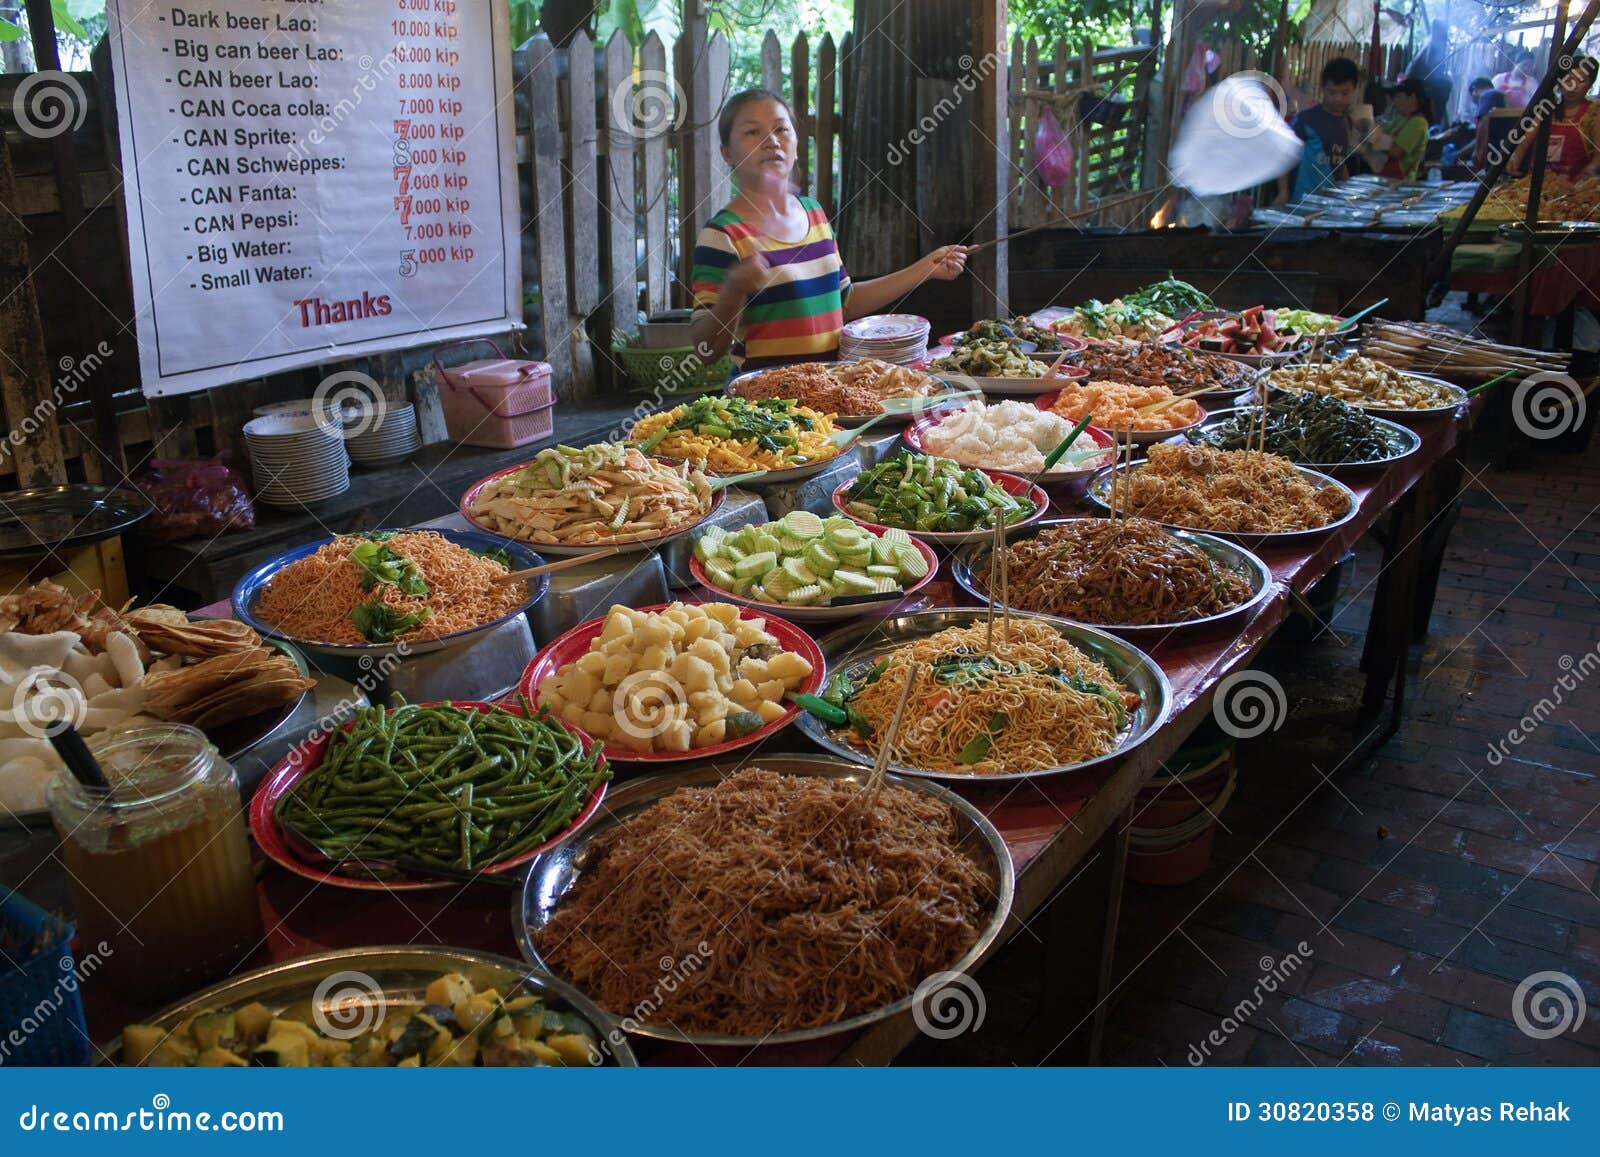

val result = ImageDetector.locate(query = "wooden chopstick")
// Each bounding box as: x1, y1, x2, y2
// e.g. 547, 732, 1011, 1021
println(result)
492, 547, 621, 583
865, 660, 919, 802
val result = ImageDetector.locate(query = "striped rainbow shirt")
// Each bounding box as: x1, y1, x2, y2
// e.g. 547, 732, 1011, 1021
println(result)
691, 196, 852, 370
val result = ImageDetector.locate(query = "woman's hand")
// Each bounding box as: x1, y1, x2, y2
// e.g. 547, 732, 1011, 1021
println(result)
725, 252, 772, 298
920, 244, 977, 281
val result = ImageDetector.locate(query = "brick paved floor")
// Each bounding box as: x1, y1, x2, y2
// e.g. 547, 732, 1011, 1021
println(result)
1104, 427, 1600, 1066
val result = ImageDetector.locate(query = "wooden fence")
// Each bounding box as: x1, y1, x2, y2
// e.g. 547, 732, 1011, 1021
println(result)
1005, 39, 1158, 228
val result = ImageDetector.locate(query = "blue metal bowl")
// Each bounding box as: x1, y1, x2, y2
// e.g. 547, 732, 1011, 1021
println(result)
231, 528, 548, 658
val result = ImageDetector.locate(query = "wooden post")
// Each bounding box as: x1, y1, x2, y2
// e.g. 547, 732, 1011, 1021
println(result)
1053, 38, 1070, 217
972, 0, 1008, 317
792, 32, 811, 196
90, 41, 197, 466
640, 31, 671, 316
816, 33, 837, 216
605, 30, 640, 340
1008, 36, 1025, 227
761, 30, 783, 91
566, 32, 600, 317
675, 24, 715, 293
23, 0, 121, 474
708, 33, 732, 211
1076, 39, 1092, 214
1023, 37, 1041, 225
1510, 0, 1569, 347
525, 35, 576, 400
0, 134, 68, 488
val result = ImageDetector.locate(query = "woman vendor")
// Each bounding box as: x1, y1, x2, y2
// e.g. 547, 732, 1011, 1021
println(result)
1510, 55, 1600, 181
692, 89, 974, 370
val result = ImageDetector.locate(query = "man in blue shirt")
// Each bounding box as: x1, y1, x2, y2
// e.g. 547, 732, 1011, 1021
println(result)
1275, 57, 1361, 204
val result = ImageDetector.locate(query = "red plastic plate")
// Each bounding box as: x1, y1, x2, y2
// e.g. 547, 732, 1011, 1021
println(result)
518, 603, 826, 763
250, 701, 607, 892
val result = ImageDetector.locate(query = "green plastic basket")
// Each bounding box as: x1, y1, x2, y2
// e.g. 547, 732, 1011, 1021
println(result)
613, 343, 733, 397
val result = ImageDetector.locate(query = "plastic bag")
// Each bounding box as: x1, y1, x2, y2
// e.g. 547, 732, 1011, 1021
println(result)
1033, 106, 1075, 188
134, 455, 256, 543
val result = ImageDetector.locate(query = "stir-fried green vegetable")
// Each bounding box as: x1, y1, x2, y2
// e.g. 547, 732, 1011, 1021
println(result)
1186, 392, 1406, 464
350, 600, 431, 644
1273, 308, 1341, 335
349, 539, 429, 597
844, 450, 1036, 533
1122, 275, 1214, 316
636, 395, 815, 455
956, 317, 1065, 351
275, 698, 611, 878
931, 339, 1044, 378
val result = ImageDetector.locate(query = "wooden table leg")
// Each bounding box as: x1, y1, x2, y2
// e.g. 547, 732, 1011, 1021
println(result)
1088, 814, 1132, 1065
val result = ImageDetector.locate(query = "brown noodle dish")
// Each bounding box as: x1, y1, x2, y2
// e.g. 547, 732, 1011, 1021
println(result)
978, 519, 1255, 625
1111, 444, 1351, 534
254, 531, 527, 646
1071, 339, 1256, 394
535, 768, 994, 1036
729, 359, 936, 417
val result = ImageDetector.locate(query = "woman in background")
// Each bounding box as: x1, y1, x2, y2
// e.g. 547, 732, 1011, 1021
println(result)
691, 89, 974, 370
1375, 78, 1432, 180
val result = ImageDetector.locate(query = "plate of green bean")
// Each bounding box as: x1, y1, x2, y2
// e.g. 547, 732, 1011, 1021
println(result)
251, 699, 611, 891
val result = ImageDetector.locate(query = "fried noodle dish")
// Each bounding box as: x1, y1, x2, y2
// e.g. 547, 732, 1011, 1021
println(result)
836, 619, 1138, 775
254, 531, 528, 645
536, 768, 995, 1035
1110, 444, 1351, 534
978, 519, 1255, 625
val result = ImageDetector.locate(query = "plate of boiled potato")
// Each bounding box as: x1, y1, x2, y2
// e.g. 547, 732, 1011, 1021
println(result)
520, 601, 825, 761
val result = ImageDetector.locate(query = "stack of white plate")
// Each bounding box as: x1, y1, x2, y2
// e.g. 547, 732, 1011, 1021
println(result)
840, 314, 931, 365
253, 398, 336, 420
346, 403, 420, 467
243, 413, 350, 508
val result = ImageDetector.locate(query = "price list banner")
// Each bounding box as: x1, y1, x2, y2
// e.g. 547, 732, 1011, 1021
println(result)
107, 0, 520, 396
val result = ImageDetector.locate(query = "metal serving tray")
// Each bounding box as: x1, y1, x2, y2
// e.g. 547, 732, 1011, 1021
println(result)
103, 945, 635, 1065
796, 608, 1172, 783
515, 754, 1015, 1048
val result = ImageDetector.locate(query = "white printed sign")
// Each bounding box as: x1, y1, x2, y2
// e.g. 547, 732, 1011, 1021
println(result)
107, 0, 521, 396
